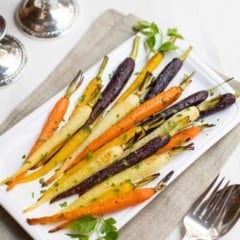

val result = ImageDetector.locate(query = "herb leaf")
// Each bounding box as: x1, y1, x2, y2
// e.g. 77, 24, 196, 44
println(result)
145, 36, 156, 52
67, 216, 118, 240
67, 233, 89, 240
100, 218, 118, 240
167, 28, 184, 39
158, 42, 178, 52
68, 215, 97, 234
133, 20, 183, 53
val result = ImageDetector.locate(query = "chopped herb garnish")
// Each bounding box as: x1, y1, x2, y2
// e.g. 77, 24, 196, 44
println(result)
31, 192, 35, 198
40, 153, 48, 162
40, 189, 46, 194
22, 154, 26, 159
98, 92, 103, 100
87, 152, 93, 160
59, 202, 68, 208
79, 95, 86, 102
125, 179, 131, 183
54, 181, 59, 187
134, 72, 141, 75
161, 98, 167, 105
123, 159, 128, 166
122, 134, 127, 141
39, 178, 44, 185
135, 162, 142, 169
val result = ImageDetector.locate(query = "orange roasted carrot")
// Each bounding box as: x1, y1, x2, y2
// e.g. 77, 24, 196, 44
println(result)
157, 126, 199, 154
27, 172, 173, 227
65, 79, 190, 172
157, 124, 214, 154
27, 188, 154, 226
6, 72, 83, 191
27, 71, 83, 159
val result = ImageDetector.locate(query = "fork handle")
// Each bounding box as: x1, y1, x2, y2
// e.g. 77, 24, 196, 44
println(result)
182, 232, 202, 240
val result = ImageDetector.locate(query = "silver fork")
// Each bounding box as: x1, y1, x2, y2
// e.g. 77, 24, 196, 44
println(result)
183, 176, 237, 240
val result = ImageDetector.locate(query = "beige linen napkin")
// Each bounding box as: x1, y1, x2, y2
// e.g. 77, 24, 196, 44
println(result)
0, 10, 239, 240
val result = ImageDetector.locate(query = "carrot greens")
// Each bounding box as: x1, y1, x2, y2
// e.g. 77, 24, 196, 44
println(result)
66, 215, 118, 240
133, 20, 183, 52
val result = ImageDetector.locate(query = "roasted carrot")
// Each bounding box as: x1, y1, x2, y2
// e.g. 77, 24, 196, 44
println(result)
2, 104, 92, 189
114, 52, 163, 104
144, 47, 192, 100
18, 57, 109, 184
26, 71, 83, 160
19, 127, 91, 184
93, 173, 159, 205
70, 56, 108, 119
59, 145, 192, 213
85, 36, 141, 126
22, 127, 145, 213
50, 136, 170, 203
64, 73, 191, 172
27, 188, 155, 225
42, 73, 153, 186
27, 172, 173, 226
157, 124, 213, 154
50, 106, 196, 203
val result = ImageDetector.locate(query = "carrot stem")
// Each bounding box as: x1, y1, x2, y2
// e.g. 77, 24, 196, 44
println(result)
65, 70, 84, 98
179, 46, 193, 61
208, 77, 234, 93
96, 56, 109, 79
130, 36, 141, 60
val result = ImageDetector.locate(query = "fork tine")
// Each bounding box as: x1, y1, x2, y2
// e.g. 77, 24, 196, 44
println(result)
211, 185, 236, 225
190, 175, 219, 213
202, 180, 230, 221
195, 177, 226, 217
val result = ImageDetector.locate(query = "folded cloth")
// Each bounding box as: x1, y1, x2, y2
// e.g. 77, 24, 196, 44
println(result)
0, 9, 239, 240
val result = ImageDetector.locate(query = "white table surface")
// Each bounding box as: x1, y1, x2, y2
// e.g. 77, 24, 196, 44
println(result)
0, 1, 239, 239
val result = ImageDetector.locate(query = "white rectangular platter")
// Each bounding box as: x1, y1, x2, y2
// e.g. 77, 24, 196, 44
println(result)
0, 35, 240, 240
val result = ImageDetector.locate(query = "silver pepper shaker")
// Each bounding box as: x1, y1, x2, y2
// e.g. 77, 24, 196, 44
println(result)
15, 0, 79, 39
0, 15, 27, 87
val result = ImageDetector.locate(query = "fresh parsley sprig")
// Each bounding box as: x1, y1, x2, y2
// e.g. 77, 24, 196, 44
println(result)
66, 215, 118, 240
133, 20, 184, 53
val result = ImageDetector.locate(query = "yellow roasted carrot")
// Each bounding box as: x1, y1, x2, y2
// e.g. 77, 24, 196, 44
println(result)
20, 127, 91, 183
70, 56, 108, 119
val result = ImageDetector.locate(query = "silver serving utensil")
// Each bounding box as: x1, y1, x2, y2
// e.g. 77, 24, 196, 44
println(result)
15, 0, 79, 39
215, 184, 240, 237
183, 176, 240, 240
0, 15, 27, 87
